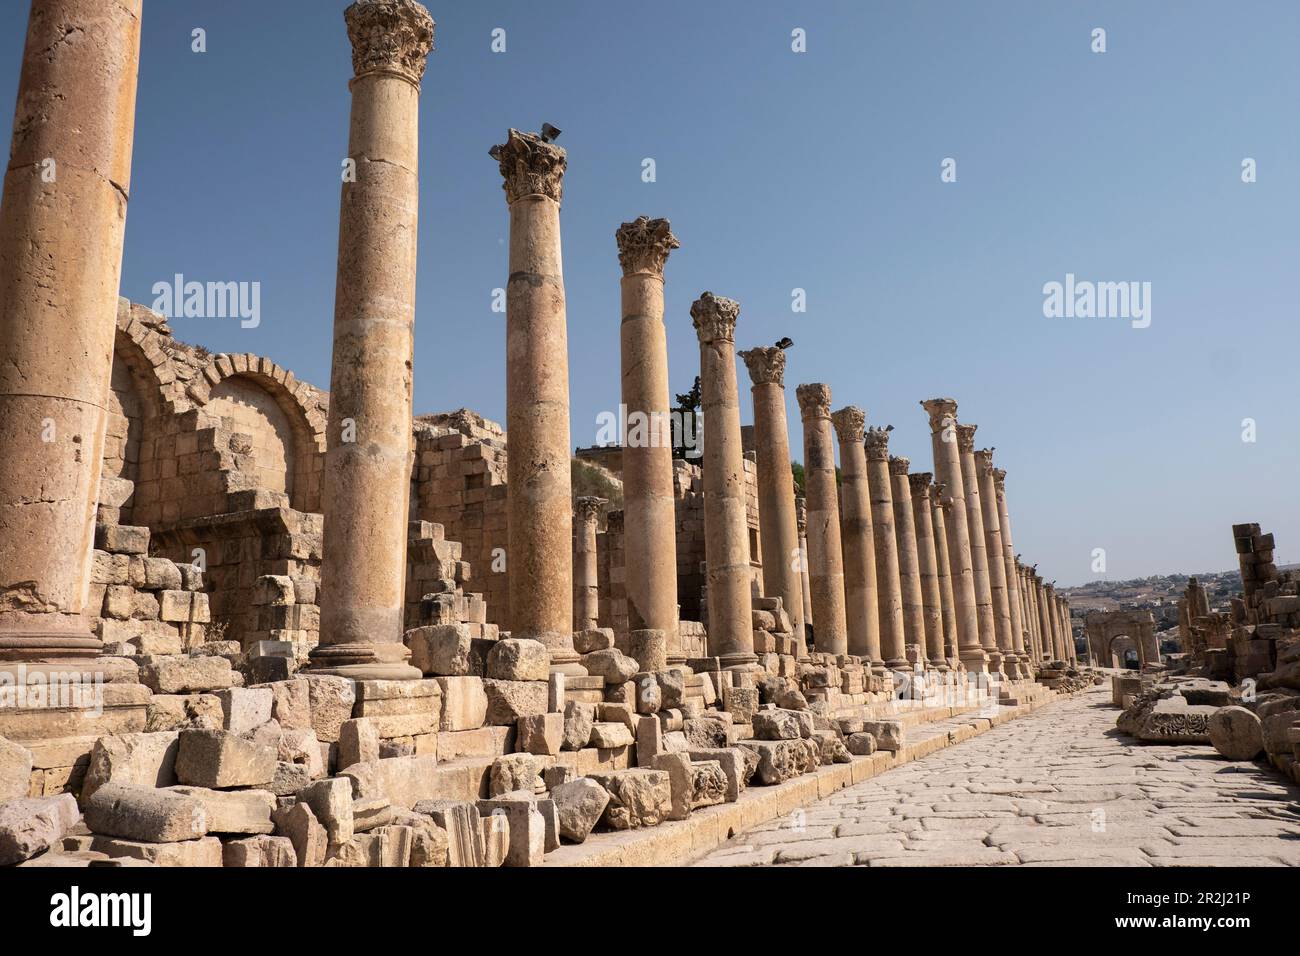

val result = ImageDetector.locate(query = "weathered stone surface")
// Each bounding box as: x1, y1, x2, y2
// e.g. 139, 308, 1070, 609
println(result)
846, 732, 877, 756
269, 761, 312, 796
389, 808, 449, 867
175, 729, 276, 788
277, 728, 325, 779
169, 786, 275, 835
261, 679, 311, 730
0, 794, 79, 865
516, 712, 563, 756
215, 687, 274, 734
407, 623, 477, 676
477, 797, 546, 866
690, 760, 728, 809
338, 717, 381, 770
341, 755, 441, 809
574, 628, 614, 654
83, 783, 207, 843
589, 721, 635, 749
753, 710, 802, 741
1208, 706, 1264, 761
88, 835, 223, 867
483, 679, 548, 725
273, 802, 327, 867
562, 701, 595, 752
582, 648, 640, 685
0, 736, 33, 800
862, 720, 904, 752
651, 752, 693, 821
486, 638, 550, 682
82, 731, 179, 801
489, 753, 549, 796
139, 657, 234, 694
298, 777, 354, 844
480, 811, 509, 867
588, 769, 670, 829
683, 717, 728, 749
144, 694, 223, 733
687, 747, 745, 802
723, 686, 759, 723
436, 676, 489, 731
412, 799, 482, 867
1136, 697, 1215, 744
551, 777, 609, 843
302, 675, 357, 743
742, 739, 803, 785
222, 834, 297, 867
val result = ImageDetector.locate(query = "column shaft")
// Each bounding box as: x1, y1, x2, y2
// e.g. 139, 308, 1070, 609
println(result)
0, 0, 143, 661
865, 428, 906, 668
931, 491, 960, 665
957, 425, 1000, 670
796, 384, 847, 655
993, 468, 1027, 671
312, 0, 434, 680
796, 497, 813, 644
830, 407, 880, 664
910, 474, 946, 669
891, 458, 926, 666
692, 293, 754, 669
974, 449, 1017, 674
573, 497, 604, 632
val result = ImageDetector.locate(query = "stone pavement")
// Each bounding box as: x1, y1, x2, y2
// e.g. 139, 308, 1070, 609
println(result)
694, 684, 1300, 867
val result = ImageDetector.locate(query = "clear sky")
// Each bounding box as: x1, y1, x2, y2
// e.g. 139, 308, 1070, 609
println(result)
2, 0, 1296, 586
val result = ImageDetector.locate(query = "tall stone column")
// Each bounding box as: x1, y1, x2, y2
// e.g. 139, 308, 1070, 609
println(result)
489, 127, 583, 674
974, 448, 1018, 676
931, 488, 960, 666
796, 497, 813, 646
910, 474, 946, 670
1034, 573, 1052, 661
0, 0, 142, 663
796, 384, 848, 656
616, 216, 681, 659
573, 497, 605, 632
1060, 597, 1075, 663
742, 346, 806, 659
864, 428, 907, 669
311, 0, 434, 680
890, 458, 926, 667
830, 407, 881, 666
692, 293, 755, 671
1017, 563, 1039, 665
920, 400, 987, 672
992, 468, 1028, 674
1043, 582, 1061, 661
956, 424, 1000, 673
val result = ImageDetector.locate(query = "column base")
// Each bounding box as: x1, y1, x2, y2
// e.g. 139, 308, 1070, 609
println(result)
306, 641, 422, 681
0, 611, 102, 663
959, 646, 989, 674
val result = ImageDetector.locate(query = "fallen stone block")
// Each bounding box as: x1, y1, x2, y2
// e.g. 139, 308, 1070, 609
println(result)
587, 769, 670, 829
273, 801, 326, 867
686, 747, 745, 802
222, 834, 296, 867
436, 676, 488, 731
651, 752, 693, 821
412, 799, 481, 867
753, 710, 802, 741
480, 811, 509, 867
82, 731, 180, 801
389, 808, 449, 866
0, 736, 33, 800
0, 794, 80, 865
83, 783, 207, 843
269, 761, 312, 796
175, 729, 276, 788
486, 638, 550, 682
407, 623, 488, 677
590, 721, 634, 749
562, 701, 595, 751
215, 687, 274, 735
338, 718, 381, 770
723, 685, 759, 723
861, 720, 904, 752
489, 753, 549, 796
297, 777, 354, 844
551, 777, 610, 843
139, 656, 234, 694
691, 759, 728, 810
846, 732, 877, 756
477, 796, 546, 866
1208, 705, 1264, 761
259, 679, 311, 730
483, 679, 548, 725
144, 694, 223, 733
741, 739, 803, 785
277, 728, 325, 778
168, 786, 275, 835
581, 648, 639, 685
573, 628, 614, 654
301, 675, 357, 743
89, 835, 222, 867
516, 712, 563, 756
340, 755, 441, 809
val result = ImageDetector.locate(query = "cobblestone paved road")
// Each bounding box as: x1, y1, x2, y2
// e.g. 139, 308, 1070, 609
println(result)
695, 685, 1300, 866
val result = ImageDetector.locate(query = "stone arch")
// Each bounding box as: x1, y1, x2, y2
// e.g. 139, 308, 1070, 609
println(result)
1108, 634, 1139, 670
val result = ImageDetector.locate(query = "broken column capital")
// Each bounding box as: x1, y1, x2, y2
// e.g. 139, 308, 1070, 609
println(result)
888, 455, 911, 477
830, 405, 865, 444
909, 471, 934, 496
991, 466, 1007, 492
573, 496, 606, 524
974, 447, 995, 476
863, 425, 891, 460
690, 291, 740, 345
956, 423, 978, 453
615, 215, 679, 276
739, 346, 786, 387
795, 383, 832, 421
920, 397, 959, 432
344, 0, 435, 86
493, 128, 567, 205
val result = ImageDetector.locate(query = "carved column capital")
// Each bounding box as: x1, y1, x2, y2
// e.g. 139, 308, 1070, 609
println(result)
909, 471, 934, 496
974, 447, 995, 476
795, 383, 832, 421
739, 346, 786, 387
616, 216, 679, 276
888, 455, 911, 477
864, 426, 891, 461
574, 496, 607, 524
991, 467, 1007, 493
492, 128, 567, 205
956, 423, 978, 453
691, 291, 740, 344
920, 397, 959, 433
344, 0, 435, 85
830, 406, 865, 444
795, 497, 807, 534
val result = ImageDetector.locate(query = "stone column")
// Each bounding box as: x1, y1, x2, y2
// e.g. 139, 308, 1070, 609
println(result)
692, 293, 755, 670
573, 496, 605, 632
796, 384, 848, 655
0, 0, 142, 663
931, 488, 960, 666
1034, 573, 1052, 661
910, 474, 946, 670
796, 497, 813, 645
991, 469, 1028, 675
616, 216, 681, 659
956, 424, 1001, 673
310, 0, 434, 680
890, 458, 927, 667
742, 346, 806, 659
974, 449, 1018, 677
920, 400, 987, 672
830, 406, 881, 666
1018, 563, 1039, 666
489, 127, 584, 674
1060, 598, 1075, 663
1043, 582, 1061, 661
864, 427, 906, 669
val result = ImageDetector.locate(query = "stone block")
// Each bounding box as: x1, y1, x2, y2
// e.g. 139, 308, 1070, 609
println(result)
222, 834, 297, 867
723, 685, 759, 723
273, 802, 326, 867
587, 769, 670, 829
483, 679, 548, 725
302, 675, 357, 743
846, 732, 877, 756
89, 835, 223, 867
1208, 705, 1264, 760
574, 628, 615, 654
480, 812, 509, 867
0, 794, 80, 866
83, 783, 207, 843
82, 731, 179, 801
690, 759, 728, 810
489, 753, 549, 796
258, 679, 311, 730
145, 693, 224, 733
753, 710, 802, 740
175, 729, 276, 788
636, 714, 662, 767
340, 755, 440, 809
298, 777, 354, 844
686, 747, 744, 802
412, 799, 482, 867
861, 719, 905, 752
590, 721, 634, 749
562, 701, 595, 752
338, 717, 381, 770
581, 648, 639, 685
516, 712, 563, 756
139, 657, 234, 694
216, 687, 274, 735
651, 752, 692, 821
486, 638, 550, 681
436, 676, 488, 731
168, 786, 275, 835
741, 739, 803, 785
476, 797, 546, 867
407, 623, 490, 677
388, 808, 449, 867
551, 777, 609, 843
0, 736, 33, 800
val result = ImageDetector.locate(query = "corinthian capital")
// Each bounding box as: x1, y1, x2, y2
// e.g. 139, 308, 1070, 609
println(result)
974, 447, 995, 476
795, 497, 807, 534
739, 346, 786, 387
909, 471, 934, 496
345, 0, 435, 85
492, 129, 567, 205
956, 423, 978, 453
616, 216, 679, 276
920, 397, 959, 432
690, 292, 740, 344
574, 496, 607, 524
864, 426, 891, 461
795, 383, 832, 421
889, 455, 911, 477
991, 466, 1007, 492
830, 406, 865, 444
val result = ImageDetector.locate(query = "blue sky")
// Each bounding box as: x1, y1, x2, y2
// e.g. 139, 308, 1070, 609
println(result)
3, 0, 1296, 586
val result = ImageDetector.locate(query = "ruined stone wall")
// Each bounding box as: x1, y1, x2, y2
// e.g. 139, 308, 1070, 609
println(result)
672, 457, 761, 623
